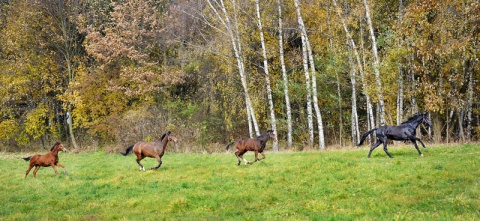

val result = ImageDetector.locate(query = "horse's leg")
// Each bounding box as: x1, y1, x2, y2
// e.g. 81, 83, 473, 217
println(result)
415, 137, 427, 149
235, 151, 241, 166
410, 138, 424, 157
382, 138, 393, 158
33, 166, 40, 178
136, 156, 146, 171
259, 152, 266, 160
25, 164, 34, 178
235, 150, 249, 166
51, 164, 59, 175
151, 156, 162, 170
368, 140, 382, 158
56, 163, 68, 176
237, 150, 250, 165
254, 151, 259, 162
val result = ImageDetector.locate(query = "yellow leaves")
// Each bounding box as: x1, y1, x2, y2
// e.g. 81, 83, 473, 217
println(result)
0, 119, 19, 142
24, 104, 49, 140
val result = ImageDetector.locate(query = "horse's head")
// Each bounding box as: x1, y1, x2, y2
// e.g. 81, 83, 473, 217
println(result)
266, 130, 277, 142
422, 114, 432, 128
166, 131, 179, 143
51, 142, 68, 152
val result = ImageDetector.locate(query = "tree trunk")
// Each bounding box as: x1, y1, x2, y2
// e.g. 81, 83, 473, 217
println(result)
347, 41, 360, 145
277, 0, 292, 148
333, 0, 374, 143
397, 67, 404, 125
466, 66, 473, 141
305, 36, 326, 150
206, 0, 260, 136
327, 5, 344, 146
255, 0, 278, 151
293, 0, 325, 149
363, 0, 385, 125
396, 0, 404, 125
359, 20, 375, 139
293, 0, 314, 147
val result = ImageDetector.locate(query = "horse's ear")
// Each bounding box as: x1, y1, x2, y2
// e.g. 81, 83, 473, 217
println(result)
167, 131, 172, 135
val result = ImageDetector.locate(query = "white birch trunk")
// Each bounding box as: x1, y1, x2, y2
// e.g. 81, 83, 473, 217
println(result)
277, 0, 293, 148
334, 0, 374, 143
396, 68, 404, 125
347, 41, 360, 145
466, 67, 473, 141
255, 0, 278, 151
305, 37, 326, 150
293, 0, 314, 147
360, 22, 376, 131
363, 0, 386, 125
396, 0, 404, 125
206, 0, 260, 136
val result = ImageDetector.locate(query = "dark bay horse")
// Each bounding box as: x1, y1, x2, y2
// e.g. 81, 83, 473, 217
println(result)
358, 113, 432, 158
121, 131, 178, 171
23, 142, 68, 178
225, 130, 277, 166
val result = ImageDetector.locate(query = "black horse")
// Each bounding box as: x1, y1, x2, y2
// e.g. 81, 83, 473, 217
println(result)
358, 113, 432, 158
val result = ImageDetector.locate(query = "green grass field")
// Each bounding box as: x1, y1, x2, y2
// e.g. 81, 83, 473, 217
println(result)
1, 144, 479, 220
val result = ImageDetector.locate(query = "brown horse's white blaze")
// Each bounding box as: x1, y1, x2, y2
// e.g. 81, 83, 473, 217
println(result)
225, 130, 277, 166
23, 142, 68, 178
121, 131, 178, 171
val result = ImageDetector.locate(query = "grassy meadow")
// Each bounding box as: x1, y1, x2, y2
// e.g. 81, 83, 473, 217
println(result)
1, 144, 479, 220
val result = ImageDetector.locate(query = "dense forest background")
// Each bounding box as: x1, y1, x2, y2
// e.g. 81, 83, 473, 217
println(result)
0, 0, 478, 152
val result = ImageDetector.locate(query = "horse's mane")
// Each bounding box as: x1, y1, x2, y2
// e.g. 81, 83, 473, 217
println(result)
401, 113, 424, 125
159, 132, 167, 141
257, 130, 273, 138
50, 142, 61, 151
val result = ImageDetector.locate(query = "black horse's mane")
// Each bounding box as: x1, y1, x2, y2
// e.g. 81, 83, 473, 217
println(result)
401, 113, 425, 125
159, 132, 167, 141
257, 130, 273, 139
158, 131, 172, 142
50, 142, 61, 151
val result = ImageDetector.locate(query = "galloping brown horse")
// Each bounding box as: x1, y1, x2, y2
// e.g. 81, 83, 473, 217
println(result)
121, 131, 178, 171
23, 142, 69, 178
225, 130, 277, 166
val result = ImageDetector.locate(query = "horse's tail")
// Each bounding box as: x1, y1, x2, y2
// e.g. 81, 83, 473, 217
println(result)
358, 128, 377, 146
225, 141, 235, 150
22, 156, 31, 161
121, 145, 134, 156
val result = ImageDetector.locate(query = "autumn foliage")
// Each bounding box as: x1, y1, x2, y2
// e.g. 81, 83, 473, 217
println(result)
0, 0, 478, 150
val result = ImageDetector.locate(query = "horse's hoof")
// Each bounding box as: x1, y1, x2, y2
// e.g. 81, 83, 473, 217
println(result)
420, 154, 424, 157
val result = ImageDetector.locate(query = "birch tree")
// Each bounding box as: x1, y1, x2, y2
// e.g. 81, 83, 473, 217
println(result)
363, 0, 385, 125
333, 0, 375, 142
292, 0, 325, 149
277, 0, 292, 148
305, 28, 326, 150
347, 41, 360, 145
396, 0, 404, 125
205, 0, 260, 136
327, 5, 345, 146
254, 0, 278, 151
292, 0, 314, 147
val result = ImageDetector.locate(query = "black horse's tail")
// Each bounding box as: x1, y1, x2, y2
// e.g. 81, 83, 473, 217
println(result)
121, 145, 134, 156
225, 141, 235, 150
22, 156, 31, 161
358, 128, 377, 146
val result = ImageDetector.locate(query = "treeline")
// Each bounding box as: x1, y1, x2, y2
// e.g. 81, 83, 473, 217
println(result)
0, 0, 478, 151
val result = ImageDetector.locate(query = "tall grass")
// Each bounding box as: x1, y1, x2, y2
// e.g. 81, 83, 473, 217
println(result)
1, 144, 479, 220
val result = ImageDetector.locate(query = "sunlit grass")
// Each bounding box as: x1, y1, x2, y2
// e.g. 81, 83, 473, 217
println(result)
1, 144, 479, 220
